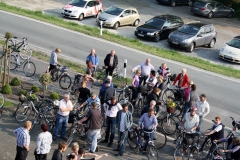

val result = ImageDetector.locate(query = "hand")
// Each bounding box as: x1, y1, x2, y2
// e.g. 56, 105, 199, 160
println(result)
78, 121, 82, 125
131, 69, 134, 73
190, 128, 195, 132
137, 126, 140, 130
220, 149, 224, 153
104, 154, 108, 157
180, 126, 184, 130
92, 65, 96, 68
105, 66, 108, 69
213, 140, 217, 143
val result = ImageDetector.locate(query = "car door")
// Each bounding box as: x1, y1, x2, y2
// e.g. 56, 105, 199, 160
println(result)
204, 26, 213, 45
214, 3, 225, 17
85, 1, 95, 17
161, 21, 171, 38
119, 9, 132, 25
195, 27, 206, 47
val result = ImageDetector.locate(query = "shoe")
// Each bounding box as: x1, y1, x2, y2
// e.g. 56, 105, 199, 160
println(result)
95, 146, 99, 152
100, 140, 108, 143
53, 138, 57, 141
108, 142, 112, 147
60, 137, 67, 140
115, 154, 123, 156
153, 137, 157, 140
190, 153, 193, 157
113, 149, 119, 151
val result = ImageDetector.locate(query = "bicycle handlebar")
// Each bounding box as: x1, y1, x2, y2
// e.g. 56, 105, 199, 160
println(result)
141, 129, 155, 134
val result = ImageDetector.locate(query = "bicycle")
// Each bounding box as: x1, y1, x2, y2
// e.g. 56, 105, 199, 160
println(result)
8, 48, 36, 77
127, 127, 160, 160
9, 36, 28, 53
201, 141, 225, 160
70, 73, 83, 107
117, 84, 134, 114
0, 93, 5, 120
51, 65, 72, 90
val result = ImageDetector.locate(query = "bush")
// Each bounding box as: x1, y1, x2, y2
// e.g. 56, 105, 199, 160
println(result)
28, 94, 37, 101
1, 83, 12, 94
19, 89, 27, 96
31, 85, 40, 93
50, 92, 59, 100
10, 77, 21, 86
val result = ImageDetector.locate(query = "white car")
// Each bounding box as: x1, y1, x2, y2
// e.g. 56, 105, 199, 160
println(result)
219, 36, 240, 64
61, 0, 103, 21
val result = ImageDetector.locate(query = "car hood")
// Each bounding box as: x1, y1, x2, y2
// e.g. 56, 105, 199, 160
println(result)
98, 12, 118, 20
170, 30, 194, 41
222, 44, 240, 57
63, 4, 84, 11
137, 24, 160, 33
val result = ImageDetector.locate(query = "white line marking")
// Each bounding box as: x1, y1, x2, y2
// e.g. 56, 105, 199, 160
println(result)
0, 10, 239, 83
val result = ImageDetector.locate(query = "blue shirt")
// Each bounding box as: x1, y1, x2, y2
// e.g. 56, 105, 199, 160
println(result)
86, 54, 99, 71
99, 82, 114, 95
138, 113, 158, 130
14, 127, 30, 148
86, 96, 101, 110
49, 51, 58, 65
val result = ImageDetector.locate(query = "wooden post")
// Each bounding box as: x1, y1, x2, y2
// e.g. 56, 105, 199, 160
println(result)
7, 41, 11, 84
2, 40, 7, 86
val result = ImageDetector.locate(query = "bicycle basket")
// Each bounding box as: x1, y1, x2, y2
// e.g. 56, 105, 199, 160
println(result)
170, 74, 176, 81
183, 134, 193, 145
61, 66, 68, 72
137, 85, 147, 94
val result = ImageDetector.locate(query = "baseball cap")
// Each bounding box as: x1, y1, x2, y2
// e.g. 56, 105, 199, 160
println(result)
191, 106, 197, 111
200, 94, 206, 98
90, 92, 96, 97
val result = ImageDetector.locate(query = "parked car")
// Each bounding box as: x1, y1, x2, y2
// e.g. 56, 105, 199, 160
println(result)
96, 5, 140, 29
61, 0, 103, 21
135, 15, 184, 42
219, 36, 240, 64
168, 22, 217, 52
156, 0, 192, 7
191, 0, 234, 19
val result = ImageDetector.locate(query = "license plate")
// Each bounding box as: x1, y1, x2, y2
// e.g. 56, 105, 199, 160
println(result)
138, 33, 144, 37
64, 12, 69, 15
172, 41, 178, 45
224, 55, 232, 59
194, 7, 199, 10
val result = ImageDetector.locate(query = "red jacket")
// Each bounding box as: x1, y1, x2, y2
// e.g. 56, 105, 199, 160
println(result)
173, 73, 189, 87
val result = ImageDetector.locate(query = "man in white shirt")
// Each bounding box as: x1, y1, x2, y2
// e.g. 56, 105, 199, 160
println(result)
196, 94, 210, 132
145, 70, 157, 89
53, 94, 73, 141
101, 97, 122, 147
181, 106, 199, 132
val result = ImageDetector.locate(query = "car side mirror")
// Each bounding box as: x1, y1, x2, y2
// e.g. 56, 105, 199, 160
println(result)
162, 26, 168, 29
120, 14, 124, 17
197, 34, 203, 37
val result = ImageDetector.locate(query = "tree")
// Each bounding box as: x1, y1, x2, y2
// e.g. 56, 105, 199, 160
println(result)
39, 72, 52, 95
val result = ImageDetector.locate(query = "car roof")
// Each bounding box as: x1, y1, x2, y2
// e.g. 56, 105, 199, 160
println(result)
153, 15, 182, 20
197, 0, 218, 4
187, 22, 212, 28
112, 5, 137, 10
82, 0, 99, 1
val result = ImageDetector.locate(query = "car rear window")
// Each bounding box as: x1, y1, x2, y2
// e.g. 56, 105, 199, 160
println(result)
194, 1, 206, 7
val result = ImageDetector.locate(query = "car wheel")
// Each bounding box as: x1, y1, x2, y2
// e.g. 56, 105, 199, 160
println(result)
133, 19, 140, 27
187, 42, 194, 52
188, 1, 193, 6
208, 39, 216, 48
78, 13, 84, 21
154, 34, 160, 42
171, 0, 176, 7
227, 12, 234, 18
113, 22, 120, 29
208, 12, 213, 19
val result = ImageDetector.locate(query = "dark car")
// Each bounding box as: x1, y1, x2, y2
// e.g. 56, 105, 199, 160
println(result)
191, 0, 234, 19
156, 0, 192, 7
135, 15, 184, 42
168, 22, 217, 52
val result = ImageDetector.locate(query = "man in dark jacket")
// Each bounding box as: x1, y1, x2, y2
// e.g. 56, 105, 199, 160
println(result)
113, 104, 133, 156
104, 50, 118, 76
101, 80, 115, 104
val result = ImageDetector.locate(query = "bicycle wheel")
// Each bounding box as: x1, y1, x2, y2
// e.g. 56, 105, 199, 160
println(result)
23, 61, 36, 77
155, 131, 167, 149
44, 105, 58, 124
7, 54, 18, 70
118, 90, 131, 102
199, 138, 211, 158
67, 131, 78, 147
59, 74, 72, 90
127, 102, 134, 114
162, 89, 175, 103
92, 70, 105, 86
136, 98, 143, 117
161, 116, 177, 135
174, 145, 189, 160
147, 144, 159, 160
0, 93, 5, 109
127, 131, 138, 149
174, 102, 184, 117
15, 106, 31, 122
190, 146, 200, 160
30, 116, 39, 133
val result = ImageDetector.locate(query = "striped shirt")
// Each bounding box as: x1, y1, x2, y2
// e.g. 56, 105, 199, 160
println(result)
14, 127, 30, 148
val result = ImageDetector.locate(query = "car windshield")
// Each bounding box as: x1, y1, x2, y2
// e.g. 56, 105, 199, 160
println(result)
194, 1, 206, 7
227, 38, 240, 49
178, 25, 200, 35
69, 0, 86, 7
105, 6, 124, 16
145, 18, 165, 29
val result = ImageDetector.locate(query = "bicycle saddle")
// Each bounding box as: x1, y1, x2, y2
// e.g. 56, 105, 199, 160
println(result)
13, 36, 18, 39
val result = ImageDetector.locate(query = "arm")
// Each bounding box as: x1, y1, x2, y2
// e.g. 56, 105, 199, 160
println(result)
53, 52, 58, 65
78, 101, 88, 110
203, 103, 210, 117
129, 113, 133, 126
153, 116, 158, 130
205, 130, 216, 136
95, 56, 99, 66
132, 76, 136, 87
23, 134, 30, 151
181, 119, 186, 129
131, 64, 142, 72
137, 114, 144, 130
104, 54, 108, 66
173, 74, 180, 85
60, 104, 73, 112
35, 134, 41, 153
103, 103, 107, 113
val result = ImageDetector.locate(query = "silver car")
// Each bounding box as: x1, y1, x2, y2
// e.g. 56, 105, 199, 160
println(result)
168, 22, 217, 52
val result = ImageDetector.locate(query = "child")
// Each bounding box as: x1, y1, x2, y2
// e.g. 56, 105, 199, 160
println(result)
52, 142, 67, 160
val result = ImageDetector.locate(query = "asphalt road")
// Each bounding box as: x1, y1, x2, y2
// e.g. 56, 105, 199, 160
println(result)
0, 10, 240, 129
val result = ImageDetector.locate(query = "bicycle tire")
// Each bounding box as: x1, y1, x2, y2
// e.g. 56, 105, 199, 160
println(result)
189, 146, 200, 159
162, 89, 175, 103
7, 54, 18, 70
44, 105, 58, 125
118, 91, 131, 102
15, 106, 31, 122
174, 102, 183, 117
0, 93, 5, 109
147, 144, 159, 160
92, 70, 105, 86
67, 131, 78, 147
127, 131, 138, 149
51, 70, 58, 82
155, 131, 167, 149
59, 74, 72, 90
136, 98, 143, 117
174, 145, 189, 160
161, 116, 177, 135
23, 61, 36, 77
13, 102, 22, 116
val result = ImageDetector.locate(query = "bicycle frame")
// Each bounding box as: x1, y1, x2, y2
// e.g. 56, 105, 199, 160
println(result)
10, 37, 28, 52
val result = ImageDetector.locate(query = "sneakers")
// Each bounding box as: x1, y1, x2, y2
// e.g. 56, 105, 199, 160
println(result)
95, 146, 99, 152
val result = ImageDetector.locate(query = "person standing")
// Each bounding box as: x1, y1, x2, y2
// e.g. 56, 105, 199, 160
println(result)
52, 142, 67, 160
114, 104, 133, 156
157, 62, 171, 78
102, 80, 115, 104
145, 70, 157, 89
131, 58, 155, 85
173, 68, 190, 88
101, 97, 122, 147
196, 94, 210, 132
86, 49, 99, 76
35, 124, 52, 160
104, 50, 118, 76
78, 81, 91, 104
49, 48, 61, 73
131, 69, 141, 103
53, 94, 73, 141
14, 121, 32, 160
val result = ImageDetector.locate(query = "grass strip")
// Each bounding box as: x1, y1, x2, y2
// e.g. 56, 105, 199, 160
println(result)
4, 100, 16, 107
0, 2, 240, 79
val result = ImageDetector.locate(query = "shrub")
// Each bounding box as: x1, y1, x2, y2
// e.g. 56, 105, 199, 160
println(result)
19, 89, 27, 96
31, 85, 40, 93
10, 77, 21, 86
1, 83, 12, 94
50, 92, 59, 100
28, 94, 37, 101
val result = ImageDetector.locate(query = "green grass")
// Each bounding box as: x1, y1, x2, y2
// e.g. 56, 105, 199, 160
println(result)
3, 100, 16, 107
0, 2, 240, 78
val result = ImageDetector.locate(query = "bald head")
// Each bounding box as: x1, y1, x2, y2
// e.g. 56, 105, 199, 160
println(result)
91, 49, 95, 55
146, 58, 150, 65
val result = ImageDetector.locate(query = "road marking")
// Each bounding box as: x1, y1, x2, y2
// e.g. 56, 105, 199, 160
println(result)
0, 10, 240, 83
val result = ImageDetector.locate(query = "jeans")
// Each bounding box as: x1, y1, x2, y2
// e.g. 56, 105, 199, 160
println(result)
105, 116, 117, 143
15, 146, 28, 160
88, 129, 101, 152
196, 116, 203, 132
138, 130, 153, 150
117, 130, 128, 155
53, 114, 69, 138
181, 103, 191, 121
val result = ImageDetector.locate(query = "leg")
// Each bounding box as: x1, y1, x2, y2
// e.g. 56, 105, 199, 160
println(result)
104, 117, 111, 142
15, 146, 20, 160
117, 131, 122, 150
143, 132, 149, 150
109, 67, 114, 76
109, 117, 117, 143
139, 76, 144, 86
17, 146, 28, 160
105, 68, 109, 76
142, 76, 148, 86
119, 131, 128, 155
60, 116, 68, 138
181, 103, 191, 121
53, 115, 63, 138
90, 129, 100, 152
196, 116, 203, 132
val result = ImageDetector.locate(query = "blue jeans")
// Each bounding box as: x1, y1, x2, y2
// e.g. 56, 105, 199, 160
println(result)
181, 103, 191, 121
53, 114, 69, 138
196, 116, 203, 132
105, 116, 116, 143
117, 130, 128, 155
88, 129, 101, 152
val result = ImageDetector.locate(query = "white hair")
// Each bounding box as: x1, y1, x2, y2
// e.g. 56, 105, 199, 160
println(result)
107, 76, 112, 80
182, 68, 187, 73
64, 93, 70, 98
